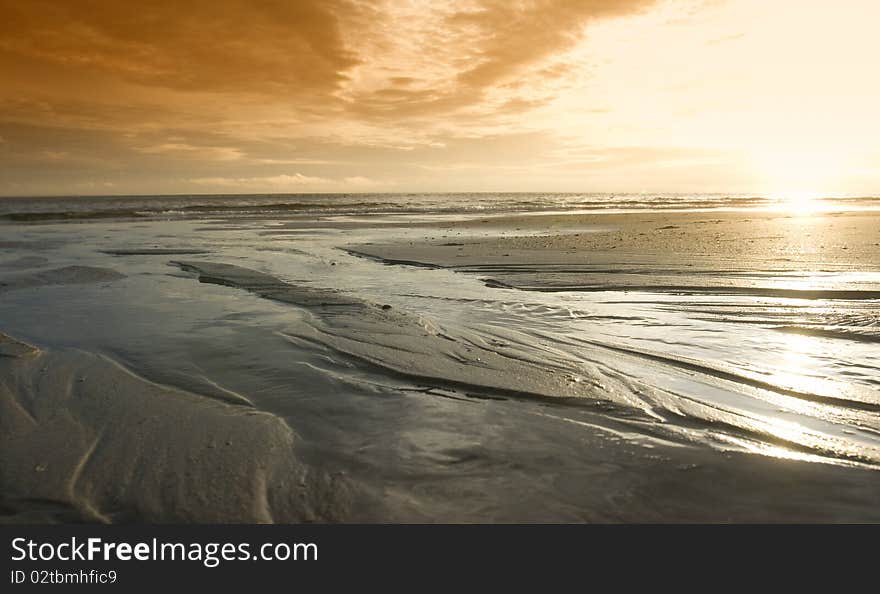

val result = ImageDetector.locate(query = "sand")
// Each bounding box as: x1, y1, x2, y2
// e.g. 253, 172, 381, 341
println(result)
0, 257, 339, 523
349, 210, 880, 296
101, 249, 211, 256
3, 340, 880, 523
0, 331, 342, 523
169, 258, 880, 468
2, 204, 879, 523
171, 260, 660, 409
0, 256, 49, 270
351, 209, 879, 264
0, 266, 126, 294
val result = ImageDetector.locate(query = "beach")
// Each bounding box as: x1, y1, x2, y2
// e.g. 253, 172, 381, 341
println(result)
356, 209, 880, 266
1, 195, 879, 522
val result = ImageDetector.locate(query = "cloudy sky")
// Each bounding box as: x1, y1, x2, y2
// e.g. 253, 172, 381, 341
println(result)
1, 0, 878, 196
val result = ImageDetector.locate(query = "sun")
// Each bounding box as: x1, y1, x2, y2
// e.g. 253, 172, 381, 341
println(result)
775, 191, 824, 214
752, 147, 844, 213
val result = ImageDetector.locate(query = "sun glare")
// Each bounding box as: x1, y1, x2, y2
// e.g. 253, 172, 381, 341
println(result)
753, 148, 845, 213
776, 191, 823, 214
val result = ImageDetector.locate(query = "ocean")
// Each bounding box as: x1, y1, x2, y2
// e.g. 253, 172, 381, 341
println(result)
2, 191, 879, 220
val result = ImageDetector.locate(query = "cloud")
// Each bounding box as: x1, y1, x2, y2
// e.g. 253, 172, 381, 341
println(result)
137, 143, 244, 161
2, 0, 766, 196
42, 150, 69, 160
0, 1, 657, 120
190, 173, 328, 187
76, 180, 116, 189
0, 0, 359, 96
449, 0, 653, 90
189, 173, 387, 192
342, 0, 657, 119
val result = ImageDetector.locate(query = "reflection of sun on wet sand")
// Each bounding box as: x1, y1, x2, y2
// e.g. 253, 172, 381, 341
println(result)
352, 209, 880, 268
349, 209, 880, 296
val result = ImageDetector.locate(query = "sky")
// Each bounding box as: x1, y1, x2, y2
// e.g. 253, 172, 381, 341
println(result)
1, 0, 879, 196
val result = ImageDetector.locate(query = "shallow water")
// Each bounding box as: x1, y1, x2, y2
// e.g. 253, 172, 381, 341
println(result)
1, 199, 879, 521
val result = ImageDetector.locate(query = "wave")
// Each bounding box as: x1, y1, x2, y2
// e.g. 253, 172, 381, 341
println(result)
0, 266, 125, 293
3, 193, 878, 222
1, 210, 149, 221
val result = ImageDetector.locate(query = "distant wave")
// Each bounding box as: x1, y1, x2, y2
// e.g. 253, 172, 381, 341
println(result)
2, 192, 878, 221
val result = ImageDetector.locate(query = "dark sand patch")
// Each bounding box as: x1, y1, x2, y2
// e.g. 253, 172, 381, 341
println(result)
0, 256, 49, 270
101, 248, 211, 256
0, 239, 62, 251
0, 333, 39, 358
0, 266, 124, 293
171, 260, 363, 308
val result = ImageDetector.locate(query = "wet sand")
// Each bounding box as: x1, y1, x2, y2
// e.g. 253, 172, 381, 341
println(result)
349, 210, 880, 296
0, 263, 339, 523
0, 332, 343, 523
2, 204, 880, 523
4, 324, 880, 523
350, 209, 880, 269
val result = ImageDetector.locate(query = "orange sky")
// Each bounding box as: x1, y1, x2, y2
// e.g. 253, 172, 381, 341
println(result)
1, 0, 878, 196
